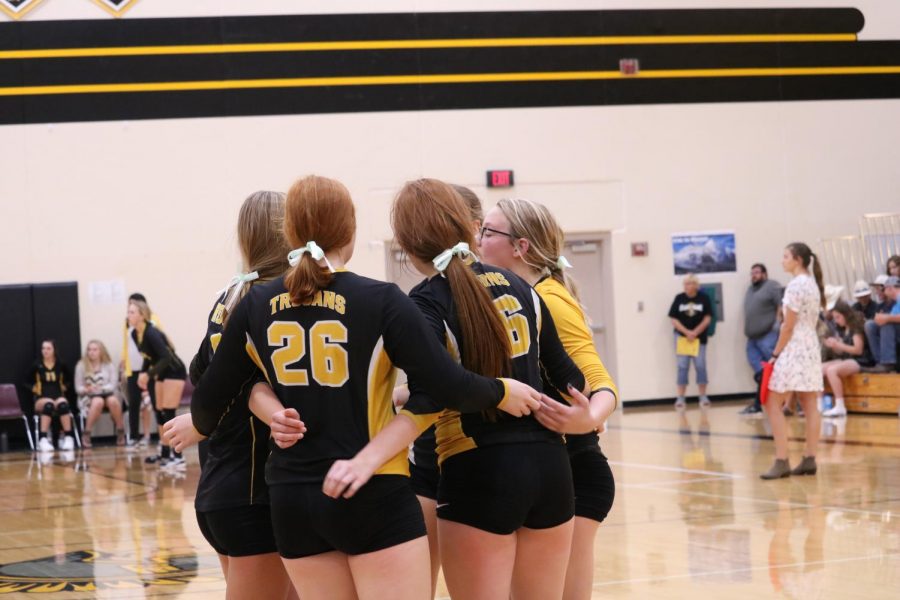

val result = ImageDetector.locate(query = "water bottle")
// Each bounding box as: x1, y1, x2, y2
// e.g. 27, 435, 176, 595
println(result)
822, 394, 833, 411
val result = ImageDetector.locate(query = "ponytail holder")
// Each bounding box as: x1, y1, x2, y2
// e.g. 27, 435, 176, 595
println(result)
556, 255, 573, 271
433, 242, 475, 275
288, 241, 335, 273
218, 271, 259, 295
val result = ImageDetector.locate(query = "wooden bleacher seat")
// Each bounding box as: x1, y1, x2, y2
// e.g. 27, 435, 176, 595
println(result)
825, 373, 900, 414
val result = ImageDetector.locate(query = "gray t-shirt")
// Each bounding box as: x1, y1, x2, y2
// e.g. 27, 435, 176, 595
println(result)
744, 279, 783, 339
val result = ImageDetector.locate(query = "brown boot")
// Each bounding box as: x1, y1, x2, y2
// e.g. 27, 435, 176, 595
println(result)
760, 458, 791, 480
790, 456, 817, 476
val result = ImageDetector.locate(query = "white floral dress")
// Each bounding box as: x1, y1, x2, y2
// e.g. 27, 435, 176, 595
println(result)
768, 274, 824, 393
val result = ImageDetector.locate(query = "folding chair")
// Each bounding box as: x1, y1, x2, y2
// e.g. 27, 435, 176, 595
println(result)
0, 383, 34, 451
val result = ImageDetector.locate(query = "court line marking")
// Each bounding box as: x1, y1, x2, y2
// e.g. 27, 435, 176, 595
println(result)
608, 460, 742, 479
591, 551, 900, 588
622, 475, 739, 488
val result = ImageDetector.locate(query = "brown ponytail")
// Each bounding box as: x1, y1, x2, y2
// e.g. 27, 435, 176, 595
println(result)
787, 242, 825, 308
284, 176, 355, 304
392, 179, 511, 378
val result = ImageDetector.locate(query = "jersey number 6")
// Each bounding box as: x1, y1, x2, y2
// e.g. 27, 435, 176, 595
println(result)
267, 321, 350, 387
493, 294, 530, 358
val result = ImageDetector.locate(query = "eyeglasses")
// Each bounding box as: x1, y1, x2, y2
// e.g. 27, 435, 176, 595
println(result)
478, 226, 514, 240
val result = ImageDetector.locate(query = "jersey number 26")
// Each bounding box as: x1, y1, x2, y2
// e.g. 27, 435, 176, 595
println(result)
267, 321, 349, 387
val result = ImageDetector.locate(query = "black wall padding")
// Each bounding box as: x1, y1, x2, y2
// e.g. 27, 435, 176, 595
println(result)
0, 284, 35, 410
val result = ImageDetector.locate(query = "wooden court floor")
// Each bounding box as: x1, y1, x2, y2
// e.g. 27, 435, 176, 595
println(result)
1, 400, 899, 598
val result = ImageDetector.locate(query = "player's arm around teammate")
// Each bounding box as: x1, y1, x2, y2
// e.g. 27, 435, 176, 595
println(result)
189, 175, 541, 600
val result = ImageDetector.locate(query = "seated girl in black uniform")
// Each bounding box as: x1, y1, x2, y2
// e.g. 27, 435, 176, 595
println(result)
324, 179, 590, 600
188, 175, 543, 600
31, 339, 75, 452
163, 190, 296, 600
127, 299, 187, 468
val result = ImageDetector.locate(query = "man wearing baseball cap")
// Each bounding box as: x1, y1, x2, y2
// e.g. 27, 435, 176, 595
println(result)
862, 276, 900, 374
870, 274, 891, 310
852, 279, 877, 320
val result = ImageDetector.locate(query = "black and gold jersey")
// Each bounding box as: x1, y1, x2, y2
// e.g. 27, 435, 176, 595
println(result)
535, 276, 618, 455
191, 288, 271, 512
191, 271, 509, 486
29, 361, 70, 400
407, 262, 586, 464
132, 322, 184, 379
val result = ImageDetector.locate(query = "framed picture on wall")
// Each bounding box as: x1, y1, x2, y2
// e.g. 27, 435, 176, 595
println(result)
671, 231, 736, 274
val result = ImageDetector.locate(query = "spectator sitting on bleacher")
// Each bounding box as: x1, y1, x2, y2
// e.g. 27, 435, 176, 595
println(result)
30, 339, 76, 453
851, 280, 877, 320
862, 276, 900, 374
820, 301, 869, 418
871, 274, 891, 311
887, 255, 900, 278
75, 340, 125, 448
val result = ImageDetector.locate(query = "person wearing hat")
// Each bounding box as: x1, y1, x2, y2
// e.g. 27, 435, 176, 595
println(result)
862, 276, 900, 374
851, 279, 877, 320
870, 274, 892, 312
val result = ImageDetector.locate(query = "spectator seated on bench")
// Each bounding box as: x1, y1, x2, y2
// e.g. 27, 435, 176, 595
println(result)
76, 340, 125, 448
863, 276, 900, 374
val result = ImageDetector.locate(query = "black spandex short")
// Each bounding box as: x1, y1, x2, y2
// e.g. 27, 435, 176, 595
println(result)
269, 475, 425, 559
570, 449, 615, 523
437, 442, 574, 535
196, 504, 278, 557
408, 460, 439, 501
156, 361, 187, 382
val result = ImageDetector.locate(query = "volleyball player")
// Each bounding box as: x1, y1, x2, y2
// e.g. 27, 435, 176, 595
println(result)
127, 299, 187, 468
163, 191, 296, 599
325, 179, 590, 600
189, 175, 543, 600
31, 339, 75, 452
123, 293, 160, 447
397, 182, 484, 596
478, 197, 618, 600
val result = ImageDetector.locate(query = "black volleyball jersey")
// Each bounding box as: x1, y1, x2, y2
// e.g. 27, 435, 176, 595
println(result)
191, 288, 271, 511
191, 271, 510, 486
406, 262, 586, 464
132, 323, 184, 378
30, 361, 69, 399
406, 278, 439, 472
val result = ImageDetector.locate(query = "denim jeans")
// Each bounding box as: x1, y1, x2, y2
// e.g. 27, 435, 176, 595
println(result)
675, 333, 708, 386
746, 329, 779, 375
865, 319, 899, 365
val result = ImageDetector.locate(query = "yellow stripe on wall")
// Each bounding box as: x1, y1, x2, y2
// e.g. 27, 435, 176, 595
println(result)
0, 33, 856, 61
1, 65, 898, 97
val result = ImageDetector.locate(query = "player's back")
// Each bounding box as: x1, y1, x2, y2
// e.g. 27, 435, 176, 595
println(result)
240, 272, 407, 485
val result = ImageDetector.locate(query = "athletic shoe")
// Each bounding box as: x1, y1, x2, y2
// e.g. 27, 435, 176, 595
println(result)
59, 450, 76, 464
699, 396, 711, 407
138, 437, 150, 447
674, 397, 686, 409
37, 437, 54, 453
145, 454, 162, 465
739, 404, 761, 415
164, 456, 186, 471
60, 436, 75, 451
822, 405, 847, 418
126, 439, 140, 451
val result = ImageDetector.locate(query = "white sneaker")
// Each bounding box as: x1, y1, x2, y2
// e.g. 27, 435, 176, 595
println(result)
674, 397, 686, 409
164, 456, 186, 471
60, 436, 75, 451
37, 437, 54, 453
699, 396, 711, 407
822, 406, 847, 418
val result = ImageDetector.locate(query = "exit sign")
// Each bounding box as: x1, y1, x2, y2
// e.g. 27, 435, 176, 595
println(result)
486, 170, 514, 188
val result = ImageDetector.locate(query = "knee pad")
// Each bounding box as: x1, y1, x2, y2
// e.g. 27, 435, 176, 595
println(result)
156, 409, 169, 425
57, 401, 71, 416
163, 408, 176, 421
42, 403, 55, 416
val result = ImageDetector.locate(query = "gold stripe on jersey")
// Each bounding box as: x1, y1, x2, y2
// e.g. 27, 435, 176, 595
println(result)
367, 337, 406, 476
210, 333, 222, 353
244, 334, 271, 385
434, 323, 477, 464
249, 416, 257, 504
398, 408, 440, 433
33, 373, 41, 396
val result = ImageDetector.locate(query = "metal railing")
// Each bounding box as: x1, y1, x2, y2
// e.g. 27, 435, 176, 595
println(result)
820, 213, 900, 300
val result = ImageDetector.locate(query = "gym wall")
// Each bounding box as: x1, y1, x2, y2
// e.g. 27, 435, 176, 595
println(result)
2, 0, 899, 402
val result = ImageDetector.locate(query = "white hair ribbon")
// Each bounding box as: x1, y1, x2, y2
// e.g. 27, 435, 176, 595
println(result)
288, 241, 335, 273
433, 242, 475, 275
218, 271, 259, 296
809, 254, 816, 270
556, 255, 573, 270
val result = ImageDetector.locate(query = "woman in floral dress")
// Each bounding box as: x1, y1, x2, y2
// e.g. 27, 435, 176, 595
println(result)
761, 242, 825, 480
